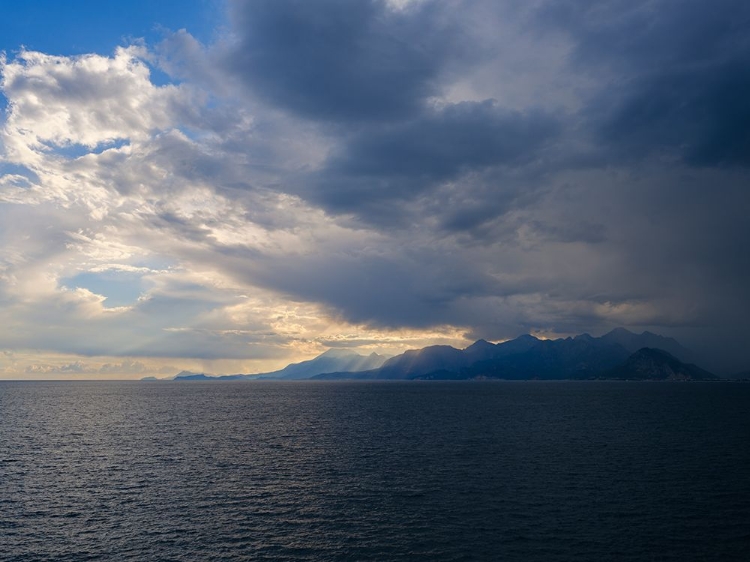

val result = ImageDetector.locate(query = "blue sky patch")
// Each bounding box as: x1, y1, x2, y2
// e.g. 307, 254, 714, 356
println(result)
62, 270, 149, 308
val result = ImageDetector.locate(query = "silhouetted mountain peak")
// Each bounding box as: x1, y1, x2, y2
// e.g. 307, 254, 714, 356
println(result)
379, 345, 465, 377
493, 334, 540, 355
466, 339, 494, 349
607, 347, 717, 380
173, 371, 213, 381
256, 349, 388, 380
462, 339, 499, 363
464, 339, 495, 353
600, 328, 692, 361
606, 327, 635, 337
516, 334, 540, 342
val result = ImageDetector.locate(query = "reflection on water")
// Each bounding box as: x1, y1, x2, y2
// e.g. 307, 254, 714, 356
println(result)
1, 381, 749, 561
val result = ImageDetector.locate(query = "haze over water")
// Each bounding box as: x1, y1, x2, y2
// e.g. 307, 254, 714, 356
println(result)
1, 381, 748, 561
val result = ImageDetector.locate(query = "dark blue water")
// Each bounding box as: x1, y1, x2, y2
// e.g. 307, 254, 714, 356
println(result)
1, 381, 748, 561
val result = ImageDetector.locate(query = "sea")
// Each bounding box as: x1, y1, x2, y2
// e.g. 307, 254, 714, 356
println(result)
1, 381, 748, 561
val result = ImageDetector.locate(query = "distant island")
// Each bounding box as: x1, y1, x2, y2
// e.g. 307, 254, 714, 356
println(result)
143, 328, 731, 382
148, 349, 390, 382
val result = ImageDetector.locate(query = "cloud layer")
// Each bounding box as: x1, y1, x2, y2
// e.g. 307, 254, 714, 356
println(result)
1, 0, 749, 376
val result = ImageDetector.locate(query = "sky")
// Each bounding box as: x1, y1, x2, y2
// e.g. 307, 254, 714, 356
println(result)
1, 0, 748, 379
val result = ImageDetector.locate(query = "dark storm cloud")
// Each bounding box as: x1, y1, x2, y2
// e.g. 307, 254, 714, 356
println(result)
308, 100, 561, 221
544, 0, 750, 166
542, 0, 741, 66
529, 220, 607, 245
84, 0, 745, 372
600, 60, 750, 166
243, 247, 499, 328
220, 0, 565, 228
224, 0, 460, 122
544, 0, 750, 369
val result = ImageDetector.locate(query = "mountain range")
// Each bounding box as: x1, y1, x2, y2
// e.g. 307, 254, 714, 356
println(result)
313, 329, 716, 381
147, 328, 720, 382
153, 348, 389, 381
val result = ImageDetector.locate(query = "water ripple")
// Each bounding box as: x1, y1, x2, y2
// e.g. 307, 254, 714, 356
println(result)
1, 381, 749, 561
